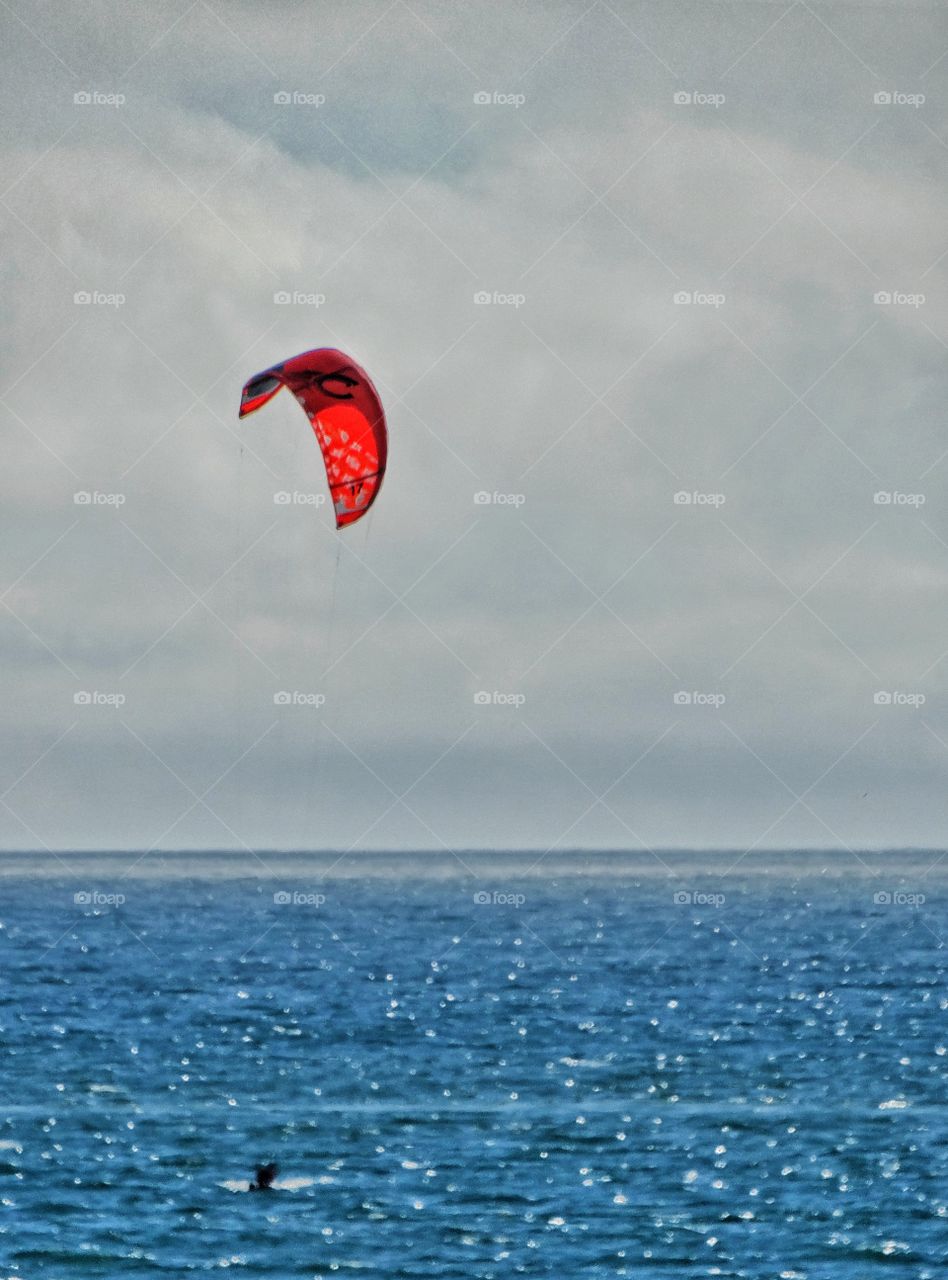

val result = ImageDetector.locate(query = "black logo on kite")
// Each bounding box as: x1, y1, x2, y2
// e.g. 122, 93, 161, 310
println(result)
301, 370, 358, 400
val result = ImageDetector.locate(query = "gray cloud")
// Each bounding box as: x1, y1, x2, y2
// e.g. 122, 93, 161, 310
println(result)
1, 0, 946, 856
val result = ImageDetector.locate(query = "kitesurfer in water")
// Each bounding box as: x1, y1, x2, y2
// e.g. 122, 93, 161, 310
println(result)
250, 1163, 277, 1192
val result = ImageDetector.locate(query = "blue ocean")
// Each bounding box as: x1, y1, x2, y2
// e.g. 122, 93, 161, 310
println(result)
0, 852, 945, 1278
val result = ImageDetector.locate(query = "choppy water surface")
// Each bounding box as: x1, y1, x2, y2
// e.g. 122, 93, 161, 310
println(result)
0, 852, 945, 1277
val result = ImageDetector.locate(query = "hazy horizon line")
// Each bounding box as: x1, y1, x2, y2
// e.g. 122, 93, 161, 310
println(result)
2, 846, 944, 857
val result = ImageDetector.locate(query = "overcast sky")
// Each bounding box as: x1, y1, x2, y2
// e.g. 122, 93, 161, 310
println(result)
1, 0, 946, 858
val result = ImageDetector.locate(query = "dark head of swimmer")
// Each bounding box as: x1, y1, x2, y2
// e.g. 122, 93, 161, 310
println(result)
250, 1162, 277, 1191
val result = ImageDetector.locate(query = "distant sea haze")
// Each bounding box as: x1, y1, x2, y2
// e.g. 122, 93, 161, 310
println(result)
1, 847, 945, 878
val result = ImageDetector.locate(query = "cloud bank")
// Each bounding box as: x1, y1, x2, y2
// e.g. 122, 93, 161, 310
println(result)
1, 0, 946, 856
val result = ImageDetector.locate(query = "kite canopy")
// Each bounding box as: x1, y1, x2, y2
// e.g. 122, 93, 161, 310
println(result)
239, 347, 387, 528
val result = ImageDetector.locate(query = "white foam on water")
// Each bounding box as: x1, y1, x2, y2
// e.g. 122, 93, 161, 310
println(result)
219, 1176, 315, 1193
